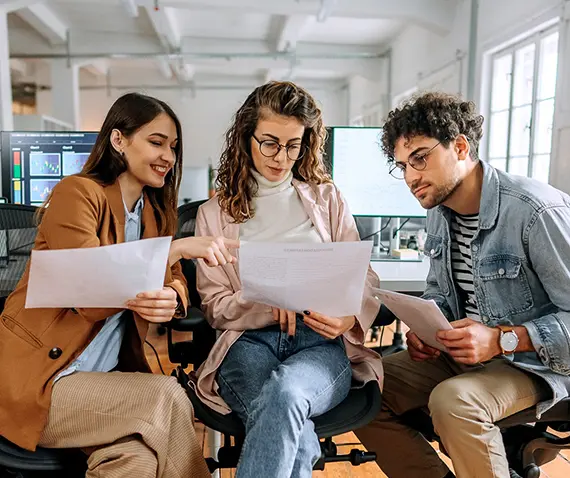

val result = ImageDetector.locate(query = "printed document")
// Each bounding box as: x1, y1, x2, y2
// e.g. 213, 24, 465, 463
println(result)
25, 236, 172, 308
240, 241, 373, 317
372, 288, 453, 351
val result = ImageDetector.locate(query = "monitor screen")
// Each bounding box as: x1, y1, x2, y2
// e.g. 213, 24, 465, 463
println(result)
1, 131, 98, 205
326, 127, 426, 218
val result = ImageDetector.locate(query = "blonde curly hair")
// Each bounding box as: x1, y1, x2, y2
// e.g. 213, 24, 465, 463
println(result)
216, 81, 331, 223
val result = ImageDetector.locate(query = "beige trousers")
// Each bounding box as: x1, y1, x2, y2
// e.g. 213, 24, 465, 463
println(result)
355, 351, 549, 478
38, 371, 211, 478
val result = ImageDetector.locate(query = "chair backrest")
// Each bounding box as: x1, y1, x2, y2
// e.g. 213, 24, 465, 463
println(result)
176, 200, 208, 307
0, 204, 39, 309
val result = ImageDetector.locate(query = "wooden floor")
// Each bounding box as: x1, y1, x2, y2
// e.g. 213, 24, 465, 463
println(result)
144, 322, 570, 477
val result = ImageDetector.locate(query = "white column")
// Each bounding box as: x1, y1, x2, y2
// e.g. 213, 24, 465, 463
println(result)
549, 0, 570, 194
0, 8, 14, 132
50, 59, 81, 129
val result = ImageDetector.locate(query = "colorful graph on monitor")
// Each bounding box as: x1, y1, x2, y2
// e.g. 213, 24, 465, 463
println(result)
30, 179, 60, 203
29, 153, 61, 176
62, 152, 90, 176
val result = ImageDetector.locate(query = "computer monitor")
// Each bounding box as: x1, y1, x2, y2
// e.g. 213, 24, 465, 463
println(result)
325, 126, 426, 218
0, 131, 98, 205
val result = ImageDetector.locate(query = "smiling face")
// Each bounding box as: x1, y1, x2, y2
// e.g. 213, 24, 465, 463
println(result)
394, 134, 469, 210
250, 110, 305, 182
112, 112, 178, 189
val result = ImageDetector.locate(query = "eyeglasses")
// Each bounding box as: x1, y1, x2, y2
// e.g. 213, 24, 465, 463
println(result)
389, 141, 441, 180
252, 134, 306, 161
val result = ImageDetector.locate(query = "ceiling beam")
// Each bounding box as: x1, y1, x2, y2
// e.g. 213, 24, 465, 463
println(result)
156, 57, 173, 79
145, 4, 181, 52
120, 0, 139, 18
78, 59, 110, 76
316, 0, 339, 23
138, 0, 457, 34
274, 15, 312, 52
14, 3, 68, 45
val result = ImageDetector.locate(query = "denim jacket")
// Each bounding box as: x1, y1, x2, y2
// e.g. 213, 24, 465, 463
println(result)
423, 161, 570, 417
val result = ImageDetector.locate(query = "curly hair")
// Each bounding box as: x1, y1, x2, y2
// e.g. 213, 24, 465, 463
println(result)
216, 81, 331, 223
382, 92, 484, 164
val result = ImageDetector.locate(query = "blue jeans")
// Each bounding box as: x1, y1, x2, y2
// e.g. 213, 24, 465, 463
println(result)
217, 317, 352, 478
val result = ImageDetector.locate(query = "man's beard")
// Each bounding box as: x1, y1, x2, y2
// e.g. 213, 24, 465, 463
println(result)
421, 177, 462, 210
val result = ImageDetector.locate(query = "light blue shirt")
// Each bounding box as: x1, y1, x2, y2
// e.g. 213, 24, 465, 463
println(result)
54, 195, 144, 382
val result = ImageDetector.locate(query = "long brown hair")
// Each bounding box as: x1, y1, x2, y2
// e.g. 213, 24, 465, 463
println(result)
40, 93, 183, 236
216, 81, 330, 223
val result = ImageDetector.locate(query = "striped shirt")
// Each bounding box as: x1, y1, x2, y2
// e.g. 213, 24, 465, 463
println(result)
450, 213, 480, 320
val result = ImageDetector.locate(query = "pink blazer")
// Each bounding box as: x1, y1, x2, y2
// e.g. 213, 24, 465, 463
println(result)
194, 179, 383, 414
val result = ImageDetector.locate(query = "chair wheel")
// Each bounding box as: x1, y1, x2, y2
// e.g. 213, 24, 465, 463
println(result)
523, 464, 540, 478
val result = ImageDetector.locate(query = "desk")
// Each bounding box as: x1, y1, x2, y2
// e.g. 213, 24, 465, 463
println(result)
371, 257, 430, 293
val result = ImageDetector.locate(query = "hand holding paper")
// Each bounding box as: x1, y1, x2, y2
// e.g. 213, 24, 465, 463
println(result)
372, 288, 452, 352
26, 237, 172, 309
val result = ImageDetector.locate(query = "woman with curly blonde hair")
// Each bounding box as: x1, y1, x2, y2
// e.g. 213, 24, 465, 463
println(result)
193, 81, 382, 477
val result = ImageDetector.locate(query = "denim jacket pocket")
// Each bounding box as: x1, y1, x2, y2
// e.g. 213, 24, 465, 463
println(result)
424, 234, 449, 295
478, 255, 534, 318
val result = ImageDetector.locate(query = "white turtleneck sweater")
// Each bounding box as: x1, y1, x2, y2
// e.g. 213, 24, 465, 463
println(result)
239, 169, 323, 243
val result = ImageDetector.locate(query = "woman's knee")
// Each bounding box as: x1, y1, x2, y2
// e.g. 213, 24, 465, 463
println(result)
87, 437, 158, 478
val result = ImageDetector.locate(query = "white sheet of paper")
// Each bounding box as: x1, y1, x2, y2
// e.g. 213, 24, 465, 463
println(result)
25, 236, 172, 308
371, 288, 453, 351
239, 241, 373, 317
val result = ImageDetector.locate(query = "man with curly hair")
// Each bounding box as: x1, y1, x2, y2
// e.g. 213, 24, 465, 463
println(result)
355, 92, 570, 478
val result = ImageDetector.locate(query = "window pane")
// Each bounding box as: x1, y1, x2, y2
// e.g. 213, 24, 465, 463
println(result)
489, 158, 507, 171
538, 32, 559, 100
534, 98, 555, 154
491, 54, 513, 112
532, 154, 551, 183
512, 43, 535, 107
508, 156, 529, 176
509, 105, 532, 157
488, 111, 509, 158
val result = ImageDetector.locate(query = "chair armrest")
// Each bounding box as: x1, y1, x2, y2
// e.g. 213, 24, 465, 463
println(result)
372, 304, 398, 327
166, 307, 207, 331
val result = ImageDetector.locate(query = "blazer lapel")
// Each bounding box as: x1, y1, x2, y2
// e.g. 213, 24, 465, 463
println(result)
103, 181, 126, 244
292, 179, 332, 242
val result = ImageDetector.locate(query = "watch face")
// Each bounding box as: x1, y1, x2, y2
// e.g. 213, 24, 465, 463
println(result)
501, 331, 518, 352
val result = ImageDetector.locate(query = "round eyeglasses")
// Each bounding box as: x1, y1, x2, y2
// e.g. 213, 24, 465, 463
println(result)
388, 141, 441, 180
252, 134, 306, 161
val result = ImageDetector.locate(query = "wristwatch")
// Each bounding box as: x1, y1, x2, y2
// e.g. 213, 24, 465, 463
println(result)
498, 326, 519, 354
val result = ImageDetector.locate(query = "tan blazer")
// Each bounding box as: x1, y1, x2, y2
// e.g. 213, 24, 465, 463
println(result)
194, 180, 383, 414
0, 176, 188, 451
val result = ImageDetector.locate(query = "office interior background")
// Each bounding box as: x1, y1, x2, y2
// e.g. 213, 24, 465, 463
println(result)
0, 0, 569, 477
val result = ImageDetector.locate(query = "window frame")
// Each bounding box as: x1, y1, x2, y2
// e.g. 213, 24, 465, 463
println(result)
485, 25, 559, 180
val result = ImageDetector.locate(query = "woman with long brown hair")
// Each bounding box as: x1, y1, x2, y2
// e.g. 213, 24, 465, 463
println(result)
0, 92, 237, 477
194, 82, 382, 477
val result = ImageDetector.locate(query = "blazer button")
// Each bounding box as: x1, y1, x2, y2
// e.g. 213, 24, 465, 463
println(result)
48, 347, 62, 359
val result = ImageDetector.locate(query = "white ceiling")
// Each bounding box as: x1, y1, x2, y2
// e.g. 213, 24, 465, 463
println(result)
4, 0, 459, 90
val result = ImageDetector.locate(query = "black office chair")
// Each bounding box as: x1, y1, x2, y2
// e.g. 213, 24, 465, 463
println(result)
373, 304, 570, 478
165, 200, 382, 472
0, 204, 88, 477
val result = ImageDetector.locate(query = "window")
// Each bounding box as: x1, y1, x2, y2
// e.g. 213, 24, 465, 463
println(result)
486, 28, 559, 183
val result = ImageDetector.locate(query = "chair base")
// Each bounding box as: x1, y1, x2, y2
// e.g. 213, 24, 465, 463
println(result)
204, 435, 376, 473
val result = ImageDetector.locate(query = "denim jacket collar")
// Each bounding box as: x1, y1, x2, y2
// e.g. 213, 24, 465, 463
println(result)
434, 161, 500, 230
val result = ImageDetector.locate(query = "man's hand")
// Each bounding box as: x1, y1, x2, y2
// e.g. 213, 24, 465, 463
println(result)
273, 308, 297, 336
406, 330, 441, 362
436, 318, 501, 364
126, 287, 178, 323
302, 310, 356, 339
